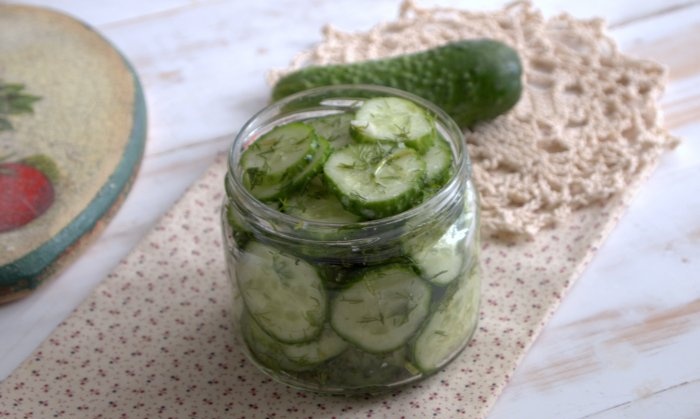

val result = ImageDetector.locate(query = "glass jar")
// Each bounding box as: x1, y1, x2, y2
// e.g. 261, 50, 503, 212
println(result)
222, 85, 480, 394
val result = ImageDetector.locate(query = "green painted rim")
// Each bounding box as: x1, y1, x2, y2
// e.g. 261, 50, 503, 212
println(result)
0, 46, 147, 288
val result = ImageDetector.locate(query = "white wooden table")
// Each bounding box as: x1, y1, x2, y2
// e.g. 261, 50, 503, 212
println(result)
1, 1, 699, 418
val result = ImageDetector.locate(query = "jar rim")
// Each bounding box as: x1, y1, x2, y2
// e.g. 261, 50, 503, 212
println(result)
226, 84, 472, 235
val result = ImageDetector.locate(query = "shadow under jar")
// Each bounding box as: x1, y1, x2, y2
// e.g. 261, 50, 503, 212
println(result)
222, 85, 481, 395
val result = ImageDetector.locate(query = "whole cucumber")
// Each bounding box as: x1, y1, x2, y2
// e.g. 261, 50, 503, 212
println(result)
271, 39, 523, 128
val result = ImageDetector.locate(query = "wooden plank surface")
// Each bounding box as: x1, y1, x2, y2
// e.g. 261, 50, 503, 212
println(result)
0, 1, 698, 418
490, 3, 700, 416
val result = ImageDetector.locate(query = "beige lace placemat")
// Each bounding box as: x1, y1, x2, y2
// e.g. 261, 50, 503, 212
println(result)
271, 0, 676, 237
0, 2, 676, 418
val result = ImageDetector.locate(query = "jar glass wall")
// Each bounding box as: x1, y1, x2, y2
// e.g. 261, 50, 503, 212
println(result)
222, 85, 480, 394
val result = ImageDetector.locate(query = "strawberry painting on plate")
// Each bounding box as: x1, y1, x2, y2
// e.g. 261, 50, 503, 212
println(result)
0, 81, 57, 233
0, 5, 147, 303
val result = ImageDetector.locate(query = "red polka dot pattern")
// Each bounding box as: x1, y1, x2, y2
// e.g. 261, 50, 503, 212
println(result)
0, 148, 646, 418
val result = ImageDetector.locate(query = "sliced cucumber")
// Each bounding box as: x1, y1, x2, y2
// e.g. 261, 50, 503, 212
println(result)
324, 346, 414, 388
423, 135, 453, 189
409, 223, 465, 286
323, 143, 426, 219
281, 177, 362, 223
350, 97, 436, 153
223, 201, 251, 247
412, 266, 480, 373
242, 309, 347, 373
281, 323, 349, 366
246, 134, 331, 200
241, 122, 318, 193
241, 310, 313, 372
330, 264, 431, 353
305, 113, 354, 150
315, 263, 364, 290
236, 240, 326, 343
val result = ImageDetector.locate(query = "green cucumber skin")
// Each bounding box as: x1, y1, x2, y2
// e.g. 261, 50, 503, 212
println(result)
323, 145, 427, 220
329, 264, 432, 354
272, 39, 522, 128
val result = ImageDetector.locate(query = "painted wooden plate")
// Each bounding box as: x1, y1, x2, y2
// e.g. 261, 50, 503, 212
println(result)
0, 5, 147, 303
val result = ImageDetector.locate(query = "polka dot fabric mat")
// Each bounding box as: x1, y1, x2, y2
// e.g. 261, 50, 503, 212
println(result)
0, 151, 658, 418
0, 4, 675, 419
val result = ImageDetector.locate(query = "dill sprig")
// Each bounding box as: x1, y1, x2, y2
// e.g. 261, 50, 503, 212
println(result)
0, 80, 41, 132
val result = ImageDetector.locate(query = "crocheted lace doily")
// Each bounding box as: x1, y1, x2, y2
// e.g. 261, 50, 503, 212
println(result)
269, 0, 678, 237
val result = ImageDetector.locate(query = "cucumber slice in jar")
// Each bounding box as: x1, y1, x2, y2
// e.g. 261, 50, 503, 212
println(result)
323, 143, 426, 219
409, 223, 465, 286
241, 311, 313, 372
412, 266, 480, 373
324, 346, 414, 388
350, 97, 436, 153
305, 113, 354, 151
241, 123, 330, 200
330, 264, 431, 353
281, 323, 349, 366
281, 177, 362, 223
223, 202, 251, 248
242, 310, 347, 373
236, 240, 327, 343
423, 135, 454, 190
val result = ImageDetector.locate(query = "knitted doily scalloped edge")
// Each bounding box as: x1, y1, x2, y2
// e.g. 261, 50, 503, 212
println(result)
269, 0, 679, 238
